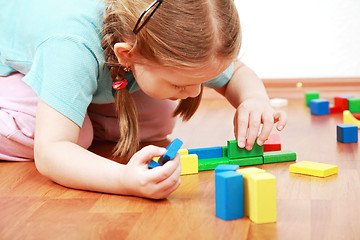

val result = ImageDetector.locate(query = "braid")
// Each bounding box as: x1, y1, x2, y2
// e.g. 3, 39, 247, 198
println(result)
102, 4, 139, 158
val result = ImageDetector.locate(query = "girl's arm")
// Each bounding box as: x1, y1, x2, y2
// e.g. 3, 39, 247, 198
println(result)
216, 60, 287, 150
34, 99, 181, 199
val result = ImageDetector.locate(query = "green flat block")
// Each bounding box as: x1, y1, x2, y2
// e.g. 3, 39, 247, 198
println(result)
222, 146, 228, 157
229, 156, 264, 167
227, 140, 263, 159
348, 98, 360, 113
305, 91, 319, 106
198, 157, 229, 171
263, 150, 297, 164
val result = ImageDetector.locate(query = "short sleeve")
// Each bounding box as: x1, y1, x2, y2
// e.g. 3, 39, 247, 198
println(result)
23, 36, 99, 127
203, 62, 234, 89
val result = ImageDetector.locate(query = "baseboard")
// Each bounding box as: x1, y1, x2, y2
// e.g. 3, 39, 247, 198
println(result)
203, 77, 360, 100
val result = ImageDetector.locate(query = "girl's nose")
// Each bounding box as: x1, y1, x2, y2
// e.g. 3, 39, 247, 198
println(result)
184, 84, 201, 98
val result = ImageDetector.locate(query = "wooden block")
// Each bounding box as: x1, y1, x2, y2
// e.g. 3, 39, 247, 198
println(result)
214, 164, 239, 174
229, 156, 264, 167
329, 104, 343, 114
343, 110, 360, 128
180, 154, 198, 175
309, 99, 329, 115
263, 133, 281, 152
337, 124, 358, 143
248, 172, 277, 223
236, 167, 266, 217
148, 160, 161, 169
263, 150, 296, 164
348, 98, 360, 113
158, 138, 183, 165
188, 146, 223, 159
305, 91, 319, 106
289, 161, 338, 177
227, 140, 263, 159
334, 96, 349, 111
198, 157, 230, 171
215, 171, 244, 221
178, 149, 189, 155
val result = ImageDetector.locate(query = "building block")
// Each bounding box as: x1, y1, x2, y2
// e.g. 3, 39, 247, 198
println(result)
305, 91, 319, 106
352, 113, 360, 120
188, 146, 223, 159
309, 99, 329, 115
236, 167, 266, 217
289, 161, 338, 177
329, 104, 342, 114
227, 140, 263, 159
263, 150, 297, 164
180, 154, 198, 175
248, 172, 277, 223
178, 149, 189, 155
215, 171, 244, 221
158, 138, 183, 165
148, 160, 161, 169
348, 98, 360, 113
343, 110, 360, 128
229, 156, 264, 167
334, 96, 349, 111
337, 124, 358, 143
198, 157, 229, 171
263, 133, 281, 152
215, 164, 239, 174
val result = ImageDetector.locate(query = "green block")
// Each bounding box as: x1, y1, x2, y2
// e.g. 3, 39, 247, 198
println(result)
348, 98, 360, 113
263, 150, 296, 164
222, 146, 228, 157
229, 156, 264, 167
305, 91, 319, 106
227, 140, 263, 159
198, 157, 229, 171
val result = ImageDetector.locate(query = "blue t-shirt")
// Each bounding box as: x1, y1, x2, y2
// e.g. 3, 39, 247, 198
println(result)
0, 0, 234, 127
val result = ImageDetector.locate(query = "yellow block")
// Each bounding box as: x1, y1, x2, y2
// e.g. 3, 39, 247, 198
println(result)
236, 167, 266, 218
178, 149, 189, 155
249, 172, 277, 224
289, 161, 338, 177
180, 154, 198, 175
343, 110, 360, 128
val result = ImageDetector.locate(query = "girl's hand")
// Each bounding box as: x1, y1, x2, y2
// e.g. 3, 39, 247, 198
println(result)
233, 98, 287, 150
123, 145, 181, 199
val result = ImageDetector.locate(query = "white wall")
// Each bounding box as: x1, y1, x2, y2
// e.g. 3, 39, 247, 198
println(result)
235, 0, 360, 78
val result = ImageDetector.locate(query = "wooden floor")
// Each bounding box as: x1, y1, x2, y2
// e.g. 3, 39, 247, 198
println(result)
1, 97, 360, 240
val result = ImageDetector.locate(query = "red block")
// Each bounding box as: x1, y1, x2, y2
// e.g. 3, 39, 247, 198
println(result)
352, 113, 360, 120
334, 96, 348, 111
330, 104, 342, 114
263, 133, 281, 152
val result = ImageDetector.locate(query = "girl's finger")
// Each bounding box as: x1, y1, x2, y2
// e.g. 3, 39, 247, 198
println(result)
274, 110, 287, 131
257, 113, 274, 145
235, 108, 250, 148
245, 111, 261, 150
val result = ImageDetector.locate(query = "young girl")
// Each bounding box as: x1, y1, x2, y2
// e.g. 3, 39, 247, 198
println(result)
0, 0, 286, 199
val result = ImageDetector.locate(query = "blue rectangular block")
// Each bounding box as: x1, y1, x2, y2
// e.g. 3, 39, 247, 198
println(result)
188, 146, 224, 159
215, 164, 240, 174
148, 160, 161, 169
215, 171, 244, 221
158, 138, 183, 165
309, 99, 330, 115
337, 124, 358, 143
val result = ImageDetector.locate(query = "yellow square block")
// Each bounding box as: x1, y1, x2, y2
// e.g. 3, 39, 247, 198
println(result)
180, 154, 198, 175
178, 149, 189, 155
249, 172, 277, 224
289, 161, 338, 177
236, 167, 266, 217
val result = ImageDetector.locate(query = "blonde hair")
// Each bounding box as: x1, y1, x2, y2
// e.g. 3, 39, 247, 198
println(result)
102, 0, 241, 157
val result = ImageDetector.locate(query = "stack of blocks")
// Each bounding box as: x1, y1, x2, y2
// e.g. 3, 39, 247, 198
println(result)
215, 165, 277, 223
151, 135, 296, 176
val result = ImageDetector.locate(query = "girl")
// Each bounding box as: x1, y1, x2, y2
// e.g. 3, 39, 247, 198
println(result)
0, 0, 286, 199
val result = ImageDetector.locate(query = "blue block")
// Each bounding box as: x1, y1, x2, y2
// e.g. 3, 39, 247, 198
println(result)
215, 171, 244, 221
148, 160, 161, 169
337, 124, 358, 143
188, 146, 224, 159
309, 99, 330, 115
215, 164, 240, 174
158, 138, 183, 165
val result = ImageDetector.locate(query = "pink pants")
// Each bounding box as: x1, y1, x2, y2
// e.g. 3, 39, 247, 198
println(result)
0, 73, 177, 161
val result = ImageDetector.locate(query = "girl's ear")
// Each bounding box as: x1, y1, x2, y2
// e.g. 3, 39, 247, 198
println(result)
114, 42, 134, 66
